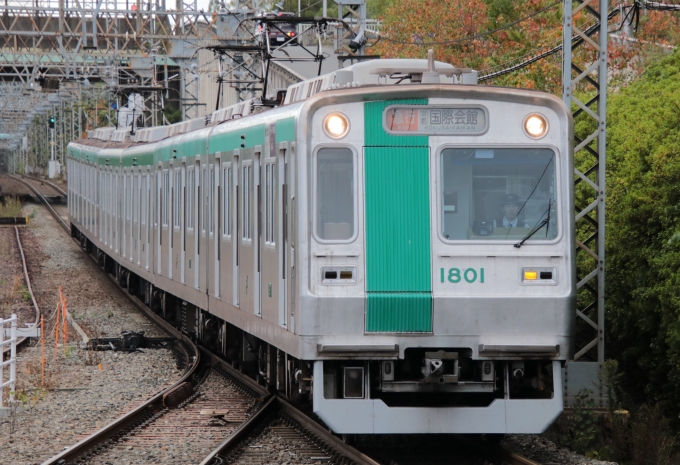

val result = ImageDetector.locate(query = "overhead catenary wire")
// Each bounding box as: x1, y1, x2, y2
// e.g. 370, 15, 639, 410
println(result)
637, 0, 680, 10
479, 7, 621, 82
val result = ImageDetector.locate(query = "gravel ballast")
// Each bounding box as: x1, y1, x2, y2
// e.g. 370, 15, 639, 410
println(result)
0, 202, 180, 464
503, 435, 618, 465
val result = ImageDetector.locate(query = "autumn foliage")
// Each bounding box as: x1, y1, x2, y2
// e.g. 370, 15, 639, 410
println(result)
374, 0, 680, 93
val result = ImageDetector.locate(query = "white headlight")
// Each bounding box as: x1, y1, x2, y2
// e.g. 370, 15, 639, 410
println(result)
524, 114, 548, 139
324, 113, 349, 139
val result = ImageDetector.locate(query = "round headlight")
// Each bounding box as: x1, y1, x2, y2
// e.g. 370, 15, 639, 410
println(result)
324, 113, 349, 139
524, 114, 548, 139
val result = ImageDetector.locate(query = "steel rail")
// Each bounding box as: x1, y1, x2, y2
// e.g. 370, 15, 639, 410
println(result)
20, 174, 67, 197
494, 446, 544, 465
6, 174, 69, 233
199, 393, 383, 465
2, 225, 40, 355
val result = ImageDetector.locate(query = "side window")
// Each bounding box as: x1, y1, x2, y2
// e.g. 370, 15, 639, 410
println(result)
174, 170, 180, 228
134, 173, 139, 223
187, 168, 194, 230
202, 167, 207, 233
222, 164, 231, 238
141, 174, 147, 225
242, 164, 251, 240
126, 173, 132, 221
315, 147, 354, 241
162, 170, 169, 227
265, 162, 275, 244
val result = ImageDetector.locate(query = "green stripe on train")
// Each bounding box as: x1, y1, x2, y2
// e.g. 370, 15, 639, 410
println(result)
364, 99, 432, 333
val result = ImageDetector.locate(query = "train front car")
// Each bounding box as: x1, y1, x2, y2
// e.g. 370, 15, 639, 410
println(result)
298, 60, 575, 434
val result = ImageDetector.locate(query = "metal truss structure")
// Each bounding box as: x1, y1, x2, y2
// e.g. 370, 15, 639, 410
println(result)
0, 0, 257, 173
562, 0, 609, 407
333, 0, 379, 65
0, 0, 371, 176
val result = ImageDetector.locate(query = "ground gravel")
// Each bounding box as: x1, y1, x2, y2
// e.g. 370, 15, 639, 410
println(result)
503, 435, 619, 465
0, 201, 180, 464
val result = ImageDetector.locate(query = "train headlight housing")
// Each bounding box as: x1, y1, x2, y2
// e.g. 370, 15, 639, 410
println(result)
324, 113, 350, 139
523, 114, 548, 139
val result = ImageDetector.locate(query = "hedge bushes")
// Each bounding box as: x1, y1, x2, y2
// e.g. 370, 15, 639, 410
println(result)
606, 48, 680, 427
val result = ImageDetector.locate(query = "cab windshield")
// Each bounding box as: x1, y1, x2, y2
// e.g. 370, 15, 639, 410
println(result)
440, 148, 558, 241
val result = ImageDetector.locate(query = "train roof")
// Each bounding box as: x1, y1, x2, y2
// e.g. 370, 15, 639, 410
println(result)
68, 55, 483, 167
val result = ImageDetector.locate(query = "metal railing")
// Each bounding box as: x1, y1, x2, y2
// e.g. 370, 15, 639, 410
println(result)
0, 314, 18, 410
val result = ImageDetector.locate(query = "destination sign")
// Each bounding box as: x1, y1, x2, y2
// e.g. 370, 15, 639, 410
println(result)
383, 106, 487, 135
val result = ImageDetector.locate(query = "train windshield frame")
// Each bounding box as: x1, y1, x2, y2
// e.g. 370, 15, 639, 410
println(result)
439, 147, 559, 243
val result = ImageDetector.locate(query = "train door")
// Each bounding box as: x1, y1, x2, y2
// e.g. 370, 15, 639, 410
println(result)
84, 166, 88, 230
156, 166, 162, 274
96, 169, 100, 240
180, 161, 186, 283
260, 155, 278, 324
129, 170, 134, 263
134, 170, 140, 265
168, 164, 175, 280
122, 169, 128, 259
141, 170, 148, 269
122, 170, 126, 257
137, 170, 143, 266
173, 166, 182, 282
233, 155, 240, 306
115, 169, 120, 254
186, 163, 197, 289
102, 169, 107, 246
254, 151, 262, 316
206, 161, 216, 297
194, 160, 201, 289
277, 148, 287, 327
284, 147, 295, 331
107, 170, 112, 250
99, 169, 104, 243
219, 159, 233, 302
239, 159, 254, 312
211, 156, 220, 299
198, 162, 208, 291
161, 169, 170, 277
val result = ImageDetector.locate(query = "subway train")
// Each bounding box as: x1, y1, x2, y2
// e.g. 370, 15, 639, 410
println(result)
67, 53, 575, 434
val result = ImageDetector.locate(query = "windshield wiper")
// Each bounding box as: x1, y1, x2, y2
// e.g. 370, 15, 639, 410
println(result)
514, 199, 551, 249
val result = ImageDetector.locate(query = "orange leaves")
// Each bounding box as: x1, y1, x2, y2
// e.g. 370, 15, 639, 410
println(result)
374, 1, 680, 92
375, 0, 564, 90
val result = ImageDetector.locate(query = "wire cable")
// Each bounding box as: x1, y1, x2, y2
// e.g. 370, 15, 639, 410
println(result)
479, 7, 620, 82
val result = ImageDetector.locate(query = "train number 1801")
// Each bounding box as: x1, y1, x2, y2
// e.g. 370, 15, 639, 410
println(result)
440, 267, 485, 284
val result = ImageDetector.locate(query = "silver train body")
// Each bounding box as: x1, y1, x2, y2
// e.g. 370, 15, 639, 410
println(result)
67, 58, 575, 434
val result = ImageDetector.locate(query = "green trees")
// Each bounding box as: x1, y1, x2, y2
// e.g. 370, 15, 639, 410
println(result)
606, 48, 680, 427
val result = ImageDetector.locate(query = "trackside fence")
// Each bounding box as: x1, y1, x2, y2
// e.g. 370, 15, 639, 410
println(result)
0, 314, 17, 410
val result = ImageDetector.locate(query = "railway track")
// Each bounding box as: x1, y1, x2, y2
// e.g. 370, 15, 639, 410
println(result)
6, 174, 69, 233
24, 173, 543, 465
1, 225, 40, 355
19, 173, 68, 197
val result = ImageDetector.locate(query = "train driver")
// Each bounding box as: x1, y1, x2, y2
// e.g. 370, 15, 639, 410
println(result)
495, 193, 528, 229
